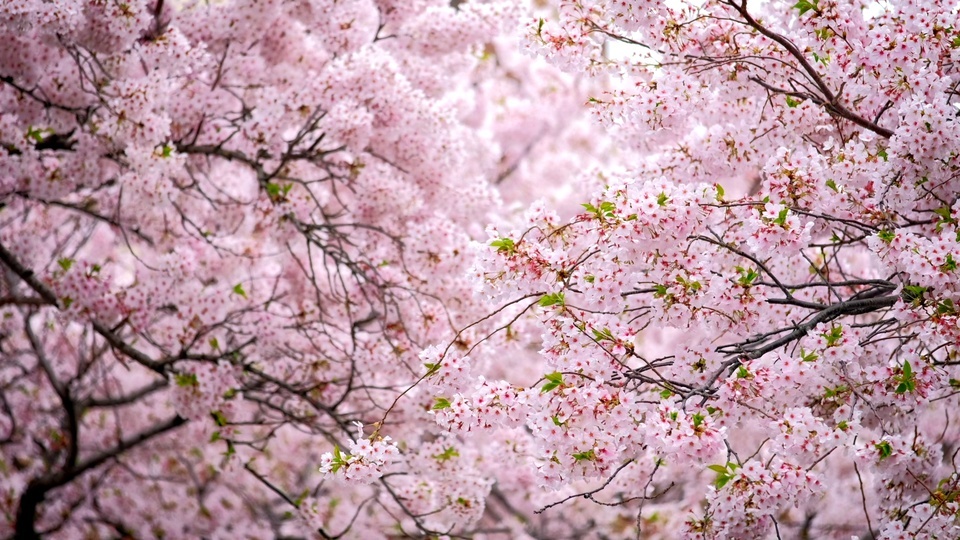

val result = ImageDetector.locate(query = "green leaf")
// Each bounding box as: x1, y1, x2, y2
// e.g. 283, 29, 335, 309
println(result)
57, 258, 74, 272
934, 206, 956, 232
877, 148, 888, 161
708, 462, 739, 489
656, 192, 669, 207
27, 126, 44, 142
821, 324, 843, 347
715, 183, 725, 200
211, 410, 228, 427
294, 489, 311, 507
175, 373, 199, 387
902, 285, 929, 305
793, 0, 819, 16
877, 229, 895, 243
265, 182, 282, 199
582, 201, 616, 219
676, 275, 702, 293
433, 446, 460, 462
584, 274, 595, 283
825, 179, 838, 192
541, 372, 564, 393
432, 397, 452, 410
653, 284, 669, 298
773, 207, 790, 227
544, 372, 564, 384
876, 440, 893, 459
940, 253, 957, 272
592, 327, 615, 342
536, 380, 558, 394
538, 292, 565, 307
572, 449, 596, 462
330, 445, 348, 473
894, 360, 917, 395
424, 362, 441, 376
232, 283, 248, 298
599, 201, 616, 217
824, 384, 848, 399
490, 237, 516, 254
785, 96, 800, 108
735, 266, 759, 287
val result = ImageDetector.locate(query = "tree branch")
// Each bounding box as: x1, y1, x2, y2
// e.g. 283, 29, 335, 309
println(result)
15, 414, 187, 539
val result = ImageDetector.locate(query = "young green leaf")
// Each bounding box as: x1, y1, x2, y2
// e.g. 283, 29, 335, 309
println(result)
232, 283, 248, 298
541, 371, 564, 393
490, 237, 516, 254
539, 292, 565, 307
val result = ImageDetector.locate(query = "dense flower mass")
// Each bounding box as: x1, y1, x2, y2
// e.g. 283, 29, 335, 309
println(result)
2, 0, 960, 539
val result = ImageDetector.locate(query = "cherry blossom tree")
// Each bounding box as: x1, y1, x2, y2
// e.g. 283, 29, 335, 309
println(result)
452, 0, 960, 538
0, 0, 568, 537
3, 0, 960, 539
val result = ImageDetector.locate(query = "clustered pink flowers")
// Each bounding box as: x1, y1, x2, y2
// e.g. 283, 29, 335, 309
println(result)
3, 0, 960, 538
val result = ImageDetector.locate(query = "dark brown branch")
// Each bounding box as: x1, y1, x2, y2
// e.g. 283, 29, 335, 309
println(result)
15, 415, 186, 539
82, 379, 168, 408
725, 0, 895, 138
724, 294, 899, 360
25, 321, 79, 475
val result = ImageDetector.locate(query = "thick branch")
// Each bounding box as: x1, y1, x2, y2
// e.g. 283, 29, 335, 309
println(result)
15, 415, 186, 539
82, 379, 168, 408
25, 321, 80, 475
726, 0, 895, 138
727, 294, 899, 360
